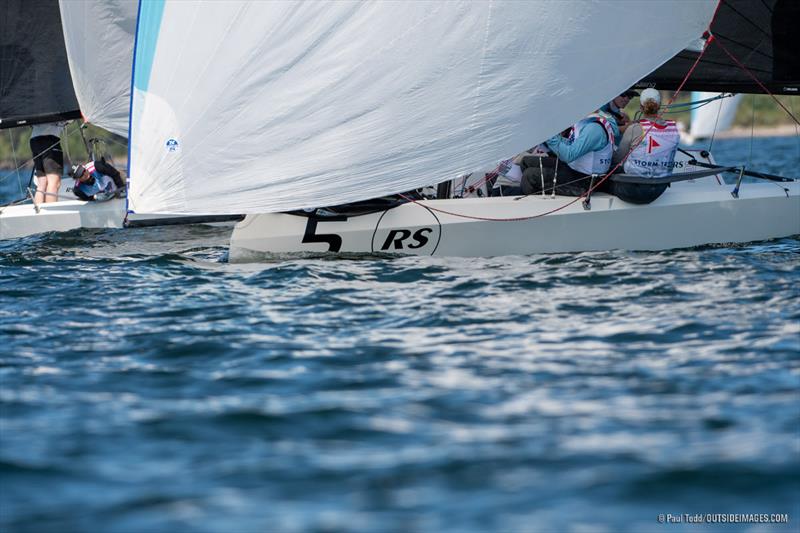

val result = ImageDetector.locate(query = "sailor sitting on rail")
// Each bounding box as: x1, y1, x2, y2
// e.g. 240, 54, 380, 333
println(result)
519, 110, 618, 197
609, 88, 679, 204
490, 144, 550, 196
70, 158, 125, 202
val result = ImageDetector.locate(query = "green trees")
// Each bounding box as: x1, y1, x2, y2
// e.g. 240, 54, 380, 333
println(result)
0, 123, 127, 170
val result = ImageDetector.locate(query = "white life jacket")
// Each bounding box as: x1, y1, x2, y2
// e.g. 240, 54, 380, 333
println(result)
567, 115, 615, 176
623, 119, 679, 177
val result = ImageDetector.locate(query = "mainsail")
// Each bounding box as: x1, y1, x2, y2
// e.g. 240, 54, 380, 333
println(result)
128, 0, 716, 215
0, 0, 80, 128
639, 0, 800, 95
58, 0, 138, 138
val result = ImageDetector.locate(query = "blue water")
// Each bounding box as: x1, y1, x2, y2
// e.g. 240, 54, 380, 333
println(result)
1, 137, 799, 532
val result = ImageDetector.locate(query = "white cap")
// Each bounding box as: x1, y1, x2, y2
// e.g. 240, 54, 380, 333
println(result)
640, 88, 661, 106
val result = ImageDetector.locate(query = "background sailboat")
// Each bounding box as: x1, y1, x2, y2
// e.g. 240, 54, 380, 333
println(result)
686, 92, 743, 143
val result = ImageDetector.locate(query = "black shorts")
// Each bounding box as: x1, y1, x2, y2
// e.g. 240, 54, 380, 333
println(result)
30, 135, 64, 177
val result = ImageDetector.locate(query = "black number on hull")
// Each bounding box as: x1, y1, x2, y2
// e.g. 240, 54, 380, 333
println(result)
302, 217, 347, 252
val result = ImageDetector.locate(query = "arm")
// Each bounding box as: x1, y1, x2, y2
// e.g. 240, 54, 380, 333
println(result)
613, 123, 642, 165
545, 122, 608, 163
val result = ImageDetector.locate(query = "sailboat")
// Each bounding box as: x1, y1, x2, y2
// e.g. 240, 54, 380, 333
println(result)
4, 0, 798, 255
0, 0, 132, 239
0, 0, 235, 240
684, 92, 743, 143
121, 0, 798, 260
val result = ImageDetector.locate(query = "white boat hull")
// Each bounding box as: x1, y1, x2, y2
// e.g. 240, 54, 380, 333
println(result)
229, 180, 800, 260
0, 180, 238, 240
0, 198, 126, 240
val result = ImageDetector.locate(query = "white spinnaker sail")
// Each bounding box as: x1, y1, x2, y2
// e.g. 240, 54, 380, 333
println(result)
128, 0, 716, 215
689, 92, 743, 140
59, 0, 137, 137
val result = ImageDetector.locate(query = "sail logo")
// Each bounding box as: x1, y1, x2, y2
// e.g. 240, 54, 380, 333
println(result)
165, 138, 180, 152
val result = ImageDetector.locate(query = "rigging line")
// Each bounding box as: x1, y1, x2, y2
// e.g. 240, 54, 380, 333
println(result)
7, 128, 23, 197
748, 93, 755, 167
664, 93, 732, 110
707, 91, 725, 155
791, 97, 800, 166
711, 37, 800, 125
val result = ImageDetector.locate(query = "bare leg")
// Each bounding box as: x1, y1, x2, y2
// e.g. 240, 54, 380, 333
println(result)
34, 175, 48, 204
44, 172, 61, 203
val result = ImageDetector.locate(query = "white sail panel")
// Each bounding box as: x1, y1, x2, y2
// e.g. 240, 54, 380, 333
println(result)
690, 92, 743, 140
128, 0, 716, 215
59, 0, 137, 137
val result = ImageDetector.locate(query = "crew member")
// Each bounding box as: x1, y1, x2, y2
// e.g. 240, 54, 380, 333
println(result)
70, 158, 125, 201
520, 110, 617, 196
610, 88, 679, 204
601, 89, 639, 144
29, 121, 67, 203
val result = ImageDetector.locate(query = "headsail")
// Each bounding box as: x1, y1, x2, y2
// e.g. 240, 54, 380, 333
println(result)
58, 0, 138, 137
0, 0, 80, 129
128, 0, 716, 215
639, 0, 800, 95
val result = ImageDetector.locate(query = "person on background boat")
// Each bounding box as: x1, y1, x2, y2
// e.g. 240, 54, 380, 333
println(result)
520, 110, 617, 196
609, 88, 678, 204
70, 158, 125, 202
600, 88, 638, 144
29, 121, 67, 203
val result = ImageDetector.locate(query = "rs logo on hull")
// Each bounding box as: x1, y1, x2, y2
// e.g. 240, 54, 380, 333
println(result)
380, 228, 433, 250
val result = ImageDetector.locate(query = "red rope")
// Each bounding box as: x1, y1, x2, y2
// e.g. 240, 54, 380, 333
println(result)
711, 37, 800, 125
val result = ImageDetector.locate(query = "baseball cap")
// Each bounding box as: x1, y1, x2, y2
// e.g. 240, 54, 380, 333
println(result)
70, 164, 86, 180
640, 88, 661, 106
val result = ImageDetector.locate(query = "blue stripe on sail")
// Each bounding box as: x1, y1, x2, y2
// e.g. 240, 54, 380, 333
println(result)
133, 0, 166, 92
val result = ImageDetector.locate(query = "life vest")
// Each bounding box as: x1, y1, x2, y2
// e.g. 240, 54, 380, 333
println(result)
623, 119, 679, 177
495, 144, 550, 187
567, 115, 616, 176
73, 161, 117, 201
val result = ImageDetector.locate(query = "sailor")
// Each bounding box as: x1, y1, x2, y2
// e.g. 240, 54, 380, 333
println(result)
29, 121, 67, 204
490, 144, 550, 196
520, 110, 617, 196
609, 88, 679, 204
70, 158, 125, 201
600, 89, 639, 144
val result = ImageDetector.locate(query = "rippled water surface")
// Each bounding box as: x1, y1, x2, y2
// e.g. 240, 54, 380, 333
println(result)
1, 137, 799, 532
